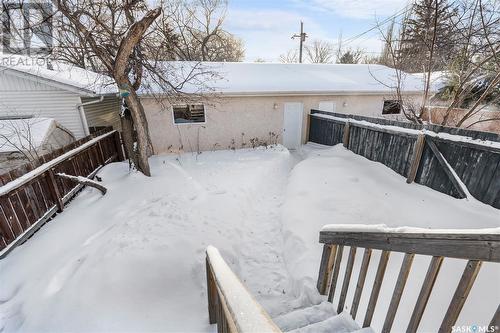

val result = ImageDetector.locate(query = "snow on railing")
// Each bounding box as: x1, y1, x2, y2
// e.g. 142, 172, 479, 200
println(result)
0, 129, 123, 258
311, 112, 500, 152
206, 246, 281, 333
316, 225, 500, 332
0, 130, 116, 196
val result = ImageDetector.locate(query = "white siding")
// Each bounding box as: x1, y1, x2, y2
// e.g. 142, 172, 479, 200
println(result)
0, 71, 87, 138
0, 70, 60, 91
82, 96, 121, 130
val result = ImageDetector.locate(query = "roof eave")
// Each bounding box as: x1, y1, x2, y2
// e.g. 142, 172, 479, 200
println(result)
138, 90, 423, 98
0, 66, 115, 97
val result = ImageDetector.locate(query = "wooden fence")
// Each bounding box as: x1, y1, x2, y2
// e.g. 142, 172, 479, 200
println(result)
0, 128, 124, 257
308, 110, 500, 209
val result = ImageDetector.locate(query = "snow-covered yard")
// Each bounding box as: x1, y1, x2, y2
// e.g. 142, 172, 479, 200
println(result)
0, 144, 498, 332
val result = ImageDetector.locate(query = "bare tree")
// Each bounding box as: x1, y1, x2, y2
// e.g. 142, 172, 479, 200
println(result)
375, 13, 428, 123
376, 0, 500, 128
304, 40, 334, 63
0, 117, 41, 162
331, 32, 365, 64
337, 48, 364, 64
279, 49, 298, 63
51, 0, 163, 176
438, 0, 500, 127
160, 0, 244, 62
2, 1, 223, 176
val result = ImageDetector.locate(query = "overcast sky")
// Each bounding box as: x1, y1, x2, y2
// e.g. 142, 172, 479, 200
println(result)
225, 0, 410, 62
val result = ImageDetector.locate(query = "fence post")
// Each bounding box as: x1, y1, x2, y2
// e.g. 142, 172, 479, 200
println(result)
343, 121, 351, 148
97, 141, 106, 165
407, 133, 425, 184
113, 131, 125, 162
47, 170, 64, 212
206, 258, 218, 324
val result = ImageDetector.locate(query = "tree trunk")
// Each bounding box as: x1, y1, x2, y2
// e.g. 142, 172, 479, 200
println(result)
124, 89, 152, 176
120, 107, 135, 167
112, 7, 161, 177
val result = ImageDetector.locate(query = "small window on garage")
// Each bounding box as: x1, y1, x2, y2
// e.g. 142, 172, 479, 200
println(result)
318, 101, 336, 113
382, 100, 402, 115
173, 104, 206, 124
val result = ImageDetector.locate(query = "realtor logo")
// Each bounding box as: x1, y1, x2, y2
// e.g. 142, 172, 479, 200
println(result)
452, 325, 499, 333
1, 1, 53, 55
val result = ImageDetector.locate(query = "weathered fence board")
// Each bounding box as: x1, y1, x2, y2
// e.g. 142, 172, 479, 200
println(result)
0, 129, 124, 257
308, 111, 500, 209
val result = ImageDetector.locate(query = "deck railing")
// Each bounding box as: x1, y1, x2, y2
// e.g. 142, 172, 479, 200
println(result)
206, 246, 282, 333
0, 129, 124, 258
316, 226, 500, 333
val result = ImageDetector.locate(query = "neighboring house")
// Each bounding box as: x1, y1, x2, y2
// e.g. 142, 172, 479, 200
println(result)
412, 71, 500, 133
139, 62, 424, 153
0, 117, 75, 172
0, 58, 120, 139
411, 71, 448, 93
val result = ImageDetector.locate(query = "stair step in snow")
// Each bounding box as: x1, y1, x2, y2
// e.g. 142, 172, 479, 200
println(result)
273, 301, 336, 331
287, 312, 361, 333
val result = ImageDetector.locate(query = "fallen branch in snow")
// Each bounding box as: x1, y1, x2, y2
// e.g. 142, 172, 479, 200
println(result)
56, 173, 107, 195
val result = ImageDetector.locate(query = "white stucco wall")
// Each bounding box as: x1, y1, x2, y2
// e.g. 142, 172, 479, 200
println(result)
143, 93, 422, 154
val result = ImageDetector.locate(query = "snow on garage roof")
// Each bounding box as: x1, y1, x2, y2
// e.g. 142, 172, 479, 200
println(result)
139, 62, 424, 96
0, 57, 118, 95
411, 71, 448, 92
0, 117, 57, 153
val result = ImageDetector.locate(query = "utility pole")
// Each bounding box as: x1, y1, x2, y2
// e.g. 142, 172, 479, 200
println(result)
292, 21, 307, 63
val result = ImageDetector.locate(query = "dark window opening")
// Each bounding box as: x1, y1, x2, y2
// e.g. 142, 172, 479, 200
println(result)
382, 100, 402, 115
173, 104, 205, 124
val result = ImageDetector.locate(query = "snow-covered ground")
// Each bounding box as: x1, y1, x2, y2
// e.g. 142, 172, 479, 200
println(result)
0, 144, 498, 332
283, 144, 500, 332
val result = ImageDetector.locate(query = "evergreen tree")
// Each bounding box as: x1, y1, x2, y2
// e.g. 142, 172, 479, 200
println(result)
398, 0, 459, 72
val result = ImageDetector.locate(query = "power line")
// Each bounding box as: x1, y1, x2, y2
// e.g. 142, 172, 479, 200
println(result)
340, 6, 411, 47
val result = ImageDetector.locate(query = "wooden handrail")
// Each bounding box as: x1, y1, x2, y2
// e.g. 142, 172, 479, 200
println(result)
319, 230, 500, 262
0, 130, 117, 196
206, 246, 282, 333
0, 129, 123, 257
317, 225, 500, 332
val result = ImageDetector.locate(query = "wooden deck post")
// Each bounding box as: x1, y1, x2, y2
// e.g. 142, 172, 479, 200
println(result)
407, 256, 444, 332
47, 170, 64, 212
317, 244, 337, 295
351, 248, 372, 319
97, 141, 106, 166
363, 250, 390, 328
0, 196, 17, 241
382, 253, 415, 332
343, 121, 351, 148
439, 260, 482, 332
206, 258, 218, 325
113, 131, 125, 162
328, 245, 344, 302
338, 246, 357, 314
407, 134, 425, 183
